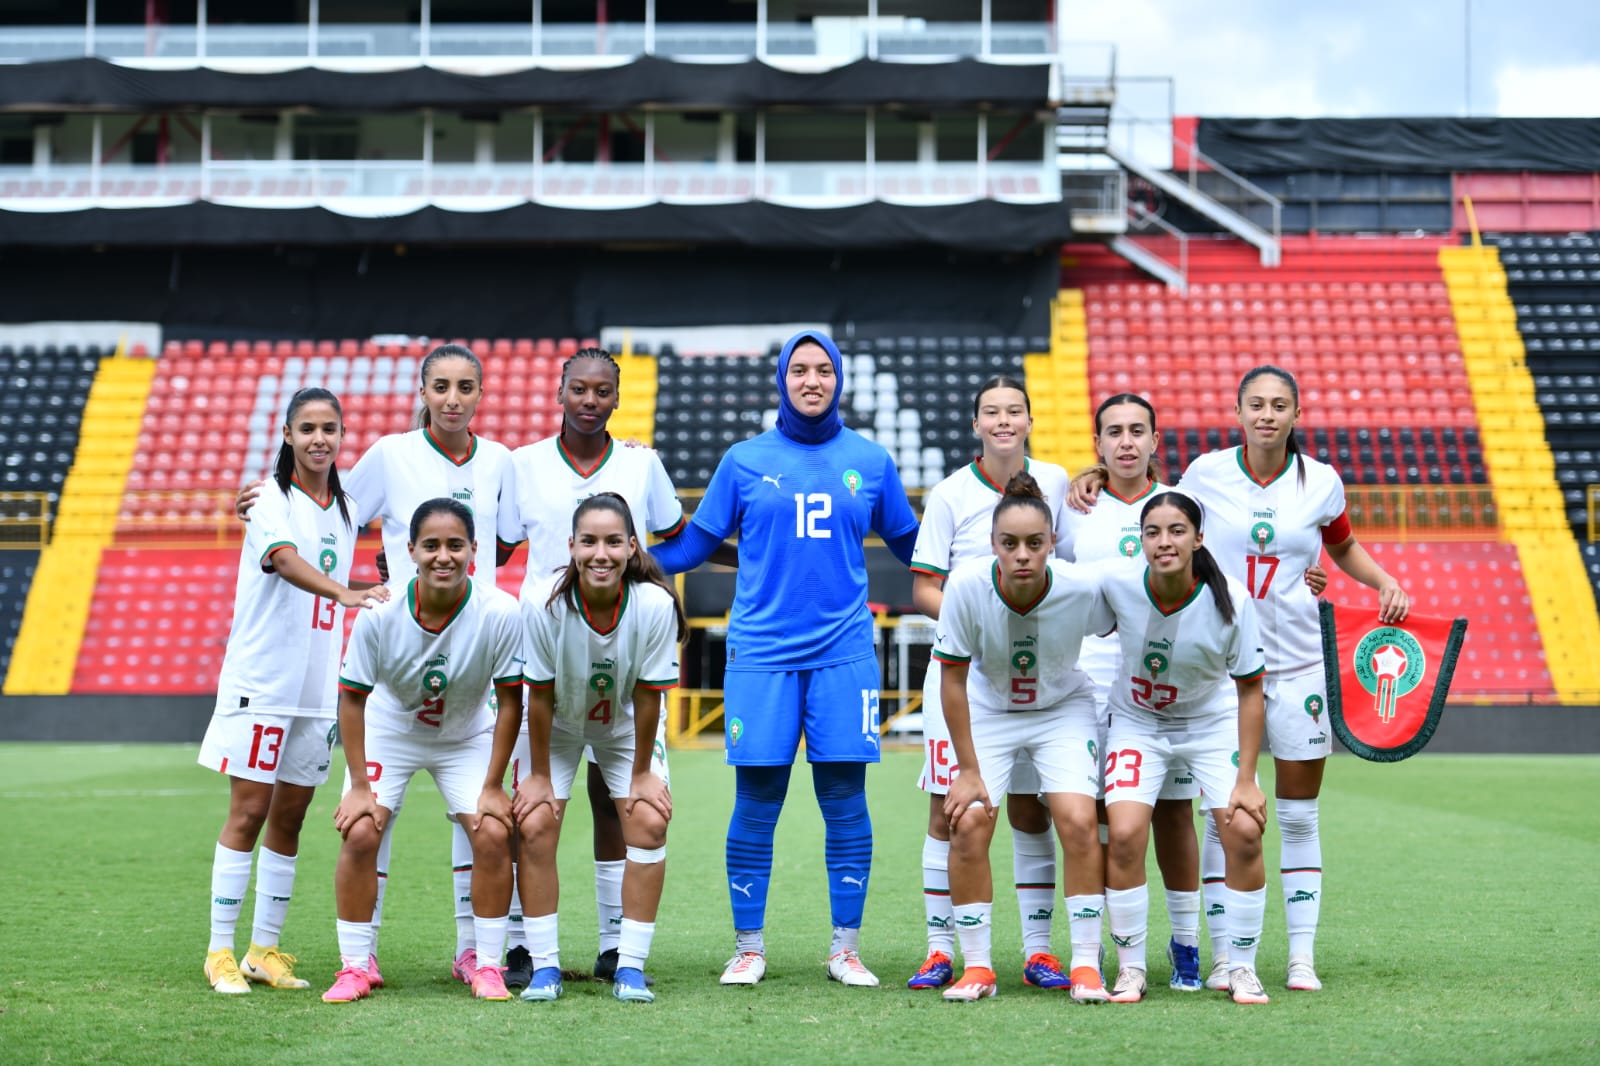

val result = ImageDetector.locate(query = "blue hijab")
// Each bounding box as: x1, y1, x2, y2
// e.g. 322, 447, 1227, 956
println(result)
774, 329, 845, 445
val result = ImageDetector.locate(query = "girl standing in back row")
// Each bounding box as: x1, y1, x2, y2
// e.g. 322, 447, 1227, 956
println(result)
906, 376, 1074, 993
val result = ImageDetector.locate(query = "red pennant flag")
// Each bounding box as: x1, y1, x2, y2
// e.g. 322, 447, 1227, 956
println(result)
1318, 602, 1469, 763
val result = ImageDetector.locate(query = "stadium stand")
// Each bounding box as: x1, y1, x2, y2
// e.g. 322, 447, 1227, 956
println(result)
1493, 232, 1600, 533
0, 552, 39, 674
653, 336, 1038, 491
0, 345, 98, 498
1321, 540, 1554, 697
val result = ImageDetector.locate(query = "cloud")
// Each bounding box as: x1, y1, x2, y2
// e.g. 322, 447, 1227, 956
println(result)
1493, 62, 1600, 116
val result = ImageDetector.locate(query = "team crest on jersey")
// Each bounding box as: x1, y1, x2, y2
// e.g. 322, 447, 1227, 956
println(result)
1250, 520, 1275, 549
319, 549, 337, 574
423, 668, 449, 697
842, 469, 862, 497
1144, 651, 1169, 677
589, 658, 616, 695
1118, 534, 1140, 558
1303, 693, 1324, 722
1011, 649, 1036, 674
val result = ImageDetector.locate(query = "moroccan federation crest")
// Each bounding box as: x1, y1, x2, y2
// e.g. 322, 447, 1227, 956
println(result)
1318, 602, 1468, 762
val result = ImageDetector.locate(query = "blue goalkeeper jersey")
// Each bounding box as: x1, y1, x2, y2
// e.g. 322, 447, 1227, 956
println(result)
691, 426, 918, 671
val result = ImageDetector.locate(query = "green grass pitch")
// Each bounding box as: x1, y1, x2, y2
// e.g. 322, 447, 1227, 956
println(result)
1, 744, 1595, 1064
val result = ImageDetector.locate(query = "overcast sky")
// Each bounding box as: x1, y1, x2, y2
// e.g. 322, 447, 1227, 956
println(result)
1062, 0, 1600, 119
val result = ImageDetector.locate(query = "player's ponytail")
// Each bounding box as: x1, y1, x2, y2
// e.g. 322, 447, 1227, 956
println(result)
414, 343, 483, 430
547, 493, 688, 642
276, 386, 353, 530
992, 469, 1053, 527
1238, 365, 1305, 488
1142, 491, 1235, 625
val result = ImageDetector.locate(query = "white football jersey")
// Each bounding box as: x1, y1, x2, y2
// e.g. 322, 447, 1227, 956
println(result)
910, 458, 1074, 580
1102, 567, 1265, 722
1056, 478, 1172, 690
343, 428, 514, 590
1179, 448, 1347, 673
931, 557, 1110, 715
338, 579, 524, 742
521, 573, 681, 741
215, 479, 359, 718
499, 435, 686, 600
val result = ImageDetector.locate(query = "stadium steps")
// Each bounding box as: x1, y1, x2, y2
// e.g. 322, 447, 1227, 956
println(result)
4, 353, 156, 695
1441, 244, 1600, 703
611, 348, 658, 446
1025, 288, 1096, 474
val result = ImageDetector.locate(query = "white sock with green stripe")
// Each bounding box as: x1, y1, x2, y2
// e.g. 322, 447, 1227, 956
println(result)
209, 843, 253, 952
952, 901, 993, 971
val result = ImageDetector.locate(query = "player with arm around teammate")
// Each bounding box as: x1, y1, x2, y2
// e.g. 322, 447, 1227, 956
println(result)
907, 375, 1074, 992
1099, 490, 1271, 1005
651, 329, 919, 988
512, 492, 688, 1003
1070, 366, 1383, 992
200, 387, 389, 994
934, 472, 1115, 1004
244, 344, 518, 987
322, 498, 525, 1003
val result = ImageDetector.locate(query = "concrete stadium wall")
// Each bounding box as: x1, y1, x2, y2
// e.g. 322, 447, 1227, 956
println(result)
1, 696, 1598, 754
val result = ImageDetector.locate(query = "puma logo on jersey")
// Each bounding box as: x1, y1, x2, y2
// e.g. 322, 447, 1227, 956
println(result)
761, 474, 784, 489
730, 880, 754, 897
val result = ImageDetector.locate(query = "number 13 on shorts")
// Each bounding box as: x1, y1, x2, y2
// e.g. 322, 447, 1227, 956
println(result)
860, 688, 880, 739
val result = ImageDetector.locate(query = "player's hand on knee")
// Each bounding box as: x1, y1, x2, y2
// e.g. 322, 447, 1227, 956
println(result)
625, 772, 672, 822
334, 785, 380, 839
234, 479, 266, 521
943, 774, 993, 828
474, 786, 514, 834
512, 774, 557, 823
1225, 780, 1267, 832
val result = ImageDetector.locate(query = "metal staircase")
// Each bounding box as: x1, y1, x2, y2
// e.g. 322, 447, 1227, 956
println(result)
1052, 53, 1284, 287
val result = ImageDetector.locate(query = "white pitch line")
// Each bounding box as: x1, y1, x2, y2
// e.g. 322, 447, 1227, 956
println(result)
0, 788, 215, 799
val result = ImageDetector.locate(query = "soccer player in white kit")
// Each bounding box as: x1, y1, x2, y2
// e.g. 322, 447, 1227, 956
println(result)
200, 388, 389, 995
932, 472, 1114, 1004
907, 376, 1075, 992
1097, 490, 1271, 1005
245, 344, 518, 986
513, 493, 687, 1004
1073, 365, 1408, 992
323, 499, 525, 1004
498, 348, 733, 986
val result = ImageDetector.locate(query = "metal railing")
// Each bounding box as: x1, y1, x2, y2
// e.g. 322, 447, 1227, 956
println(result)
1589, 484, 1599, 544
0, 160, 1061, 210
0, 20, 1056, 65
1343, 486, 1501, 542
0, 492, 52, 549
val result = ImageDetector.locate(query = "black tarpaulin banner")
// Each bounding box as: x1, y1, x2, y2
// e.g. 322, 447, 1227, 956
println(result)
0, 56, 1051, 112
1196, 117, 1600, 173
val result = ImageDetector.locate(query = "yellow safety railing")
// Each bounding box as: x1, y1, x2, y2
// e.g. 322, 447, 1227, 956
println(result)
1343, 485, 1503, 542
1589, 485, 1599, 544
0, 492, 52, 549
